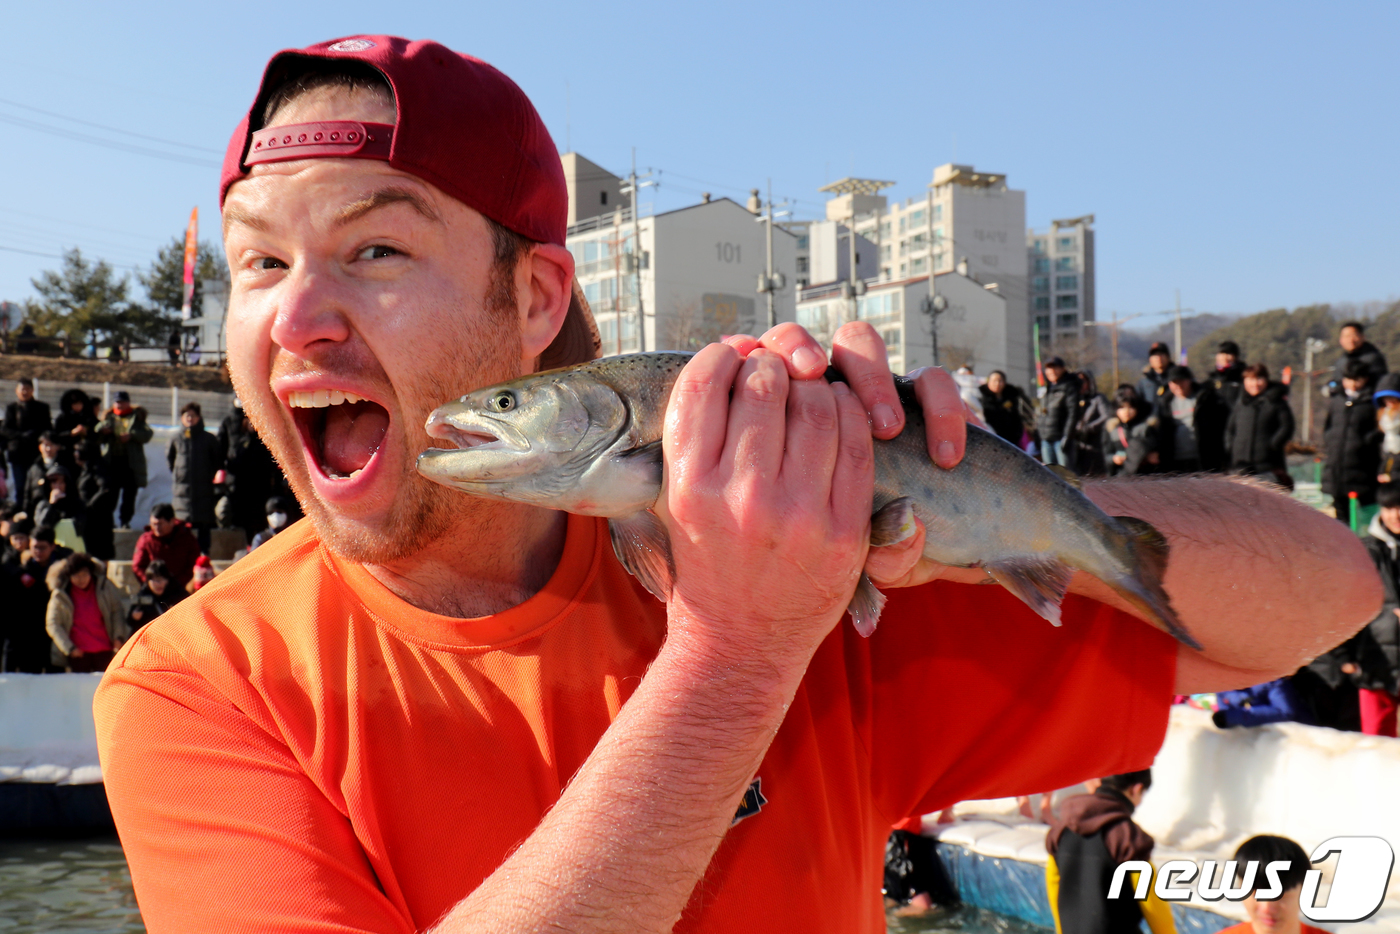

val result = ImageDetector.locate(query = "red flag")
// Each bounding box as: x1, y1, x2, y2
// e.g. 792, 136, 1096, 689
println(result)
180, 207, 198, 321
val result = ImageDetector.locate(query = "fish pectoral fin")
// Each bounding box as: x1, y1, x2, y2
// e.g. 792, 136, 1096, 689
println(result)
847, 573, 887, 638
984, 557, 1075, 627
1045, 464, 1084, 490
869, 497, 918, 547
608, 509, 675, 603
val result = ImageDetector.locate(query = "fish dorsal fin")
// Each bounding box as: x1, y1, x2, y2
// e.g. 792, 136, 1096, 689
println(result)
870, 497, 917, 547
1046, 464, 1083, 490
847, 573, 887, 638
1114, 516, 1170, 573
608, 509, 675, 603
983, 556, 1075, 627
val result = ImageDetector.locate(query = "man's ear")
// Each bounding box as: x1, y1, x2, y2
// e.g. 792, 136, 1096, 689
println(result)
519, 243, 575, 363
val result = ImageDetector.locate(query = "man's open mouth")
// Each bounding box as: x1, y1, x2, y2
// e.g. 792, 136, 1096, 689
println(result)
288, 389, 390, 480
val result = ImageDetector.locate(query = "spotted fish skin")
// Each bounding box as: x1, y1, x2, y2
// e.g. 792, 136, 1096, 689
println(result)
417, 353, 1194, 648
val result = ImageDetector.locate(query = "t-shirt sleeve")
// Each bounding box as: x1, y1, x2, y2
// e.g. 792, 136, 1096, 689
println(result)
94, 636, 416, 934
864, 581, 1177, 821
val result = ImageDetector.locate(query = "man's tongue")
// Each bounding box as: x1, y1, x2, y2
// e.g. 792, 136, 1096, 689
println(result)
321, 402, 389, 477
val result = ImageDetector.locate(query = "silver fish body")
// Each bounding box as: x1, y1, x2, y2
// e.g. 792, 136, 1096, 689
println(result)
418, 352, 1195, 648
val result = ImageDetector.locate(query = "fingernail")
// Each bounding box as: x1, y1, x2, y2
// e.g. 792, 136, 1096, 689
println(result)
793, 346, 824, 373
831, 381, 851, 396
872, 403, 898, 432
936, 440, 956, 467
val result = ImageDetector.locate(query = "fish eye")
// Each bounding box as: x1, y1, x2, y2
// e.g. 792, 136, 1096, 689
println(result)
492, 391, 516, 412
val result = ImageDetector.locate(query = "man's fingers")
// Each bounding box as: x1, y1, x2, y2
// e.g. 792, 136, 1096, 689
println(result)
829, 381, 875, 535
666, 342, 743, 473
908, 366, 967, 470
864, 518, 928, 587
722, 349, 790, 481
743, 322, 830, 379
831, 321, 903, 439
781, 377, 840, 497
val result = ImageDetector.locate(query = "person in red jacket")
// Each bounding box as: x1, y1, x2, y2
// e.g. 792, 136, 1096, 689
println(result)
131, 503, 200, 592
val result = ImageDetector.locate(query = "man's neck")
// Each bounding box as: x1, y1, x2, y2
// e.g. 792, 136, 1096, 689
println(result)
364, 503, 570, 618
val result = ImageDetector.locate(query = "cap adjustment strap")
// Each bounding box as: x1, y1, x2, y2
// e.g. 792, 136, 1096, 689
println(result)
245, 121, 394, 167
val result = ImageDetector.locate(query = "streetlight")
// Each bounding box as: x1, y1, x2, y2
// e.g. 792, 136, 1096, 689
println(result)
1302, 336, 1329, 443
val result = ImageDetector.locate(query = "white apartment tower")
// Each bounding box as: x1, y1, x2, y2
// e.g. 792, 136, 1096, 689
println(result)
1027, 214, 1095, 351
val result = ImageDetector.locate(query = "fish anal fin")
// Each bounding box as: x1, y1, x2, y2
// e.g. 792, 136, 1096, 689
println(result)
1046, 464, 1084, 490
1110, 515, 1200, 650
608, 509, 675, 603
984, 557, 1075, 627
870, 497, 918, 547
847, 573, 887, 638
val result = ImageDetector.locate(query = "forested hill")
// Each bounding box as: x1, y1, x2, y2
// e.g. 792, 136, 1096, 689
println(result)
1185, 302, 1400, 379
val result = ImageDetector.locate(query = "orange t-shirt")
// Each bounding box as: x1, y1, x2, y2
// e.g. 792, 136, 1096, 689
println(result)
1216, 923, 1329, 933
95, 513, 1176, 933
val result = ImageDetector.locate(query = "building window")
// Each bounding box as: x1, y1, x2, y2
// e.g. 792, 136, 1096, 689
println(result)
1056, 313, 1078, 329
880, 244, 892, 261
1036, 314, 1051, 334
899, 263, 908, 278
882, 327, 902, 351
1031, 238, 1046, 254
933, 226, 945, 244
797, 236, 809, 249
857, 291, 901, 322
797, 303, 829, 333
1054, 257, 1075, 272
881, 266, 892, 280
1034, 296, 1051, 310
880, 221, 891, 238
911, 257, 927, 274
932, 251, 945, 271
1055, 275, 1078, 290
933, 204, 943, 221
601, 191, 608, 205
910, 209, 925, 227
1055, 294, 1078, 309
1057, 236, 1074, 251
911, 233, 927, 250
899, 240, 909, 257
899, 217, 907, 233
796, 256, 809, 273
1034, 257, 1051, 274
1033, 276, 1050, 292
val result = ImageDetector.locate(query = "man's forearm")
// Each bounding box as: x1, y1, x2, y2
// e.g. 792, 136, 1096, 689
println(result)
431, 619, 819, 934
1078, 475, 1382, 691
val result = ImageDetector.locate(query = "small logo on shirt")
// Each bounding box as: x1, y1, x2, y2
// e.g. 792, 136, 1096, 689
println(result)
731, 777, 768, 826
328, 39, 376, 52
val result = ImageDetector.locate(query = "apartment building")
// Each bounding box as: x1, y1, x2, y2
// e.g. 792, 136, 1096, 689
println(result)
1027, 214, 1095, 349
562, 154, 798, 352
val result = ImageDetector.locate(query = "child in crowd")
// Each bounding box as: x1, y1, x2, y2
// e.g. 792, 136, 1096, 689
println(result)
186, 554, 217, 595
1216, 835, 1327, 934
127, 560, 177, 631
1347, 482, 1400, 735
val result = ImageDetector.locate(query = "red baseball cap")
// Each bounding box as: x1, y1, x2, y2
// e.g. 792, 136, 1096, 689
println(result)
221, 35, 599, 368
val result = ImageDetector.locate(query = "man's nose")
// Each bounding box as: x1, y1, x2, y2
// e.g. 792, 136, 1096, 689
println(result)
268, 266, 354, 356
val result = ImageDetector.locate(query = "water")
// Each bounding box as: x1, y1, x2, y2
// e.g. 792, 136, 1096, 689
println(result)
0, 838, 1043, 933
0, 837, 143, 933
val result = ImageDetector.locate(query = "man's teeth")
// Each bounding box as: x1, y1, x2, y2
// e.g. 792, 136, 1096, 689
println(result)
288, 390, 363, 408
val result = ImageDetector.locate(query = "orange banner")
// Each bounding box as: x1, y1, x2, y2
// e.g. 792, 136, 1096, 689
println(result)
180, 207, 198, 321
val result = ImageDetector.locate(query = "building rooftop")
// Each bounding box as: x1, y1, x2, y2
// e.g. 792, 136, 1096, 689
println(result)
930, 163, 1005, 189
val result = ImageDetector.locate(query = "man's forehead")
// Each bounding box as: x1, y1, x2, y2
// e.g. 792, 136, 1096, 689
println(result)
222, 165, 448, 234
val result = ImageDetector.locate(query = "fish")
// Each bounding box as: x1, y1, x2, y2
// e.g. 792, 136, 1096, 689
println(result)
417, 352, 1198, 648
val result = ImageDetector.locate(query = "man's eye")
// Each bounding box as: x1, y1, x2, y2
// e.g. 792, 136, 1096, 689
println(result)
254, 257, 288, 270
358, 245, 400, 261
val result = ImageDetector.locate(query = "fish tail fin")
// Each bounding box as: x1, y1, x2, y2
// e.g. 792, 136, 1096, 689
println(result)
984, 557, 1074, 627
870, 497, 918, 547
1110, 515, 1201, 650
847, 573, 887, 638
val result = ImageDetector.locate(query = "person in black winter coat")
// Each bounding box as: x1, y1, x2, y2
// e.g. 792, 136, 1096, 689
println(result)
23, 431, 76, 516
978, 370, 1031, 447
2, 378, 51, 496
1224, 364, 1295, 485
1160, 366, 1229, 473
1346, 483, 1400, 736
1102, 388, 1161, 477
33, 465, 82, 531
1208, 340, 1246, 412
168, 402, 224, 554
74, 442, 117, 560
1035, 357, 1079, 467
1322, 360, 1382, 521
1135, 342, 1173, 414
1331, 320, 1388, 394
52, 388, 97, 455
1071, 370, 1112, 476
218, 405, 280, 542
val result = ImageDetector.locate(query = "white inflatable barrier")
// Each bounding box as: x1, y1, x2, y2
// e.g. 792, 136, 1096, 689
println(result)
0, 673, 104, 785
926, 706, 1400, 931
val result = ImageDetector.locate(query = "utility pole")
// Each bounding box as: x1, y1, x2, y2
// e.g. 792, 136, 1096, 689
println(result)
619, 148, 655, 352
755, 179, 789, 330
1303, 336, 1329, 443
1085, 311, 1147, 389
1174, 289, 1183, 365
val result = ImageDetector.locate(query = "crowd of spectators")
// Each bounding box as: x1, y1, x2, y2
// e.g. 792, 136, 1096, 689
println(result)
0, 380, 296, 674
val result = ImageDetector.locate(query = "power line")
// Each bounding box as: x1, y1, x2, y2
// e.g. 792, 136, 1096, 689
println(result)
0, 243, 140, 271
0, 111, 220, 168
0, 97, 223, 153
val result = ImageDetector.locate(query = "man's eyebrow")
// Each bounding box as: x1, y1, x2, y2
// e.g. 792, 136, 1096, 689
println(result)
335, 187, 442, 226
222, 208, 269, 233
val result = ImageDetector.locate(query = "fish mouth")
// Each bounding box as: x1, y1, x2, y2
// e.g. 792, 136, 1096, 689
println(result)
423, 409, 529, 454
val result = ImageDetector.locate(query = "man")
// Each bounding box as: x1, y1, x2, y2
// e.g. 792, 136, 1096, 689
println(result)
2, 378, 51, 496
1210, 340, 1246, 411
7, 525, 70, 673
1044, 770, 1175, 934
1215, 835, 1327, 934
978, 369, 1031, 446
1161, 366, 1228, 473
167, 402, 224, 553
131, 503, 201, 591
1348, 483, 1400, 736
1332, 320, 1388, 393
22, 431, 75, 516
1225, 364, 1295, 485
1136, 342, 1173, 412
1036, 356, 1079, 467
1322, 360, 1382, 523
96, 390, 153, 529
94, 37, 1379, 933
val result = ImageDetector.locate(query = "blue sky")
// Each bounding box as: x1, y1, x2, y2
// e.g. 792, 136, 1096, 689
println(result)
1, 1, 1396, 332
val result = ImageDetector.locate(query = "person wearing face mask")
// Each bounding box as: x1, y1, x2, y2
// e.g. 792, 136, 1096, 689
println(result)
249, 496, 293, 551
96, 390, 153, 530
1322, 360, 1382, 523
